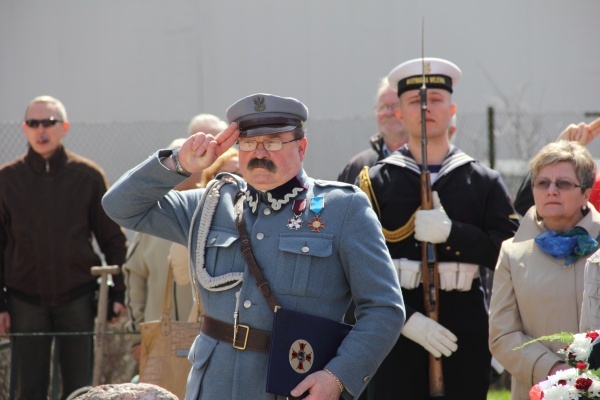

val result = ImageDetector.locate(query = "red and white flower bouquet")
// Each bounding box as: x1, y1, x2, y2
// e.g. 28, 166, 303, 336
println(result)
527, 331, 600, 400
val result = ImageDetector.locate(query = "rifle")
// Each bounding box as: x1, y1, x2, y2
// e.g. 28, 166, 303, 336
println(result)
419, 20, 444, 397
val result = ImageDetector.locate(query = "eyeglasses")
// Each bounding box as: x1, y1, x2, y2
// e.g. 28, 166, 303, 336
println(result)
375, 103, 400, 114
532, 179, 582, 191
24, 117, 63, 128
237, 138, 300, 152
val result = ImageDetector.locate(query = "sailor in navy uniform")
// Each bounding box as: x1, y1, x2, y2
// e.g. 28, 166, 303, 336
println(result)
360, 58, 520, 399
102, 93, 405, 399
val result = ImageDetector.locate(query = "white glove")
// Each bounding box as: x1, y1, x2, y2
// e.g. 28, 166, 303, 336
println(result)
414, 191, 452, 244
402, 312, 458, 358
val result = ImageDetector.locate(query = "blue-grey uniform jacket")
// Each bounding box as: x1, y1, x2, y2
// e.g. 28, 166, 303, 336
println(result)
102, 150, 405, 400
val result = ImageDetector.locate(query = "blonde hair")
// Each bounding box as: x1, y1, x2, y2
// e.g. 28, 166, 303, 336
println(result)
199, 148, 239, 187
25, 95, 68, 120
530, 140, 596, 190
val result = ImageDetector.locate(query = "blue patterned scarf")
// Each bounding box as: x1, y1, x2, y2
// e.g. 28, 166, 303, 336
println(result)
535, 226, 599, 266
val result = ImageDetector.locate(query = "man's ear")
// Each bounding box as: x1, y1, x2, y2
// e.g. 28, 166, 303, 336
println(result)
395, 107, 403, 123
298, 137, 308, 160
61, 120, 70, 138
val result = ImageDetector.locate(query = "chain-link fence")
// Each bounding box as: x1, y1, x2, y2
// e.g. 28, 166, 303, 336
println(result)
1, 111, 595, 200
0, 318, 138, 400
0, 110, 596, 398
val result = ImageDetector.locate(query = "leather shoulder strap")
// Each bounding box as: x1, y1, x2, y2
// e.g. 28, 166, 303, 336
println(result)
234, 194, 281, 313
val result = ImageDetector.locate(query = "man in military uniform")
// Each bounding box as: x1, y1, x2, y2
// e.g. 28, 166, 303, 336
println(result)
362, 59, 519, 399
103, 93, 405, 399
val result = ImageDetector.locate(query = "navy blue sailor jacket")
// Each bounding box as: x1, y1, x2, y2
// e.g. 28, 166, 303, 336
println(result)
366, 145, 519, 334
102, 149, 405, 399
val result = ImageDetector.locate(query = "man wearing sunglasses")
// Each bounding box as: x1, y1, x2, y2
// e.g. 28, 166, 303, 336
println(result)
103, 93, 405, 399
0, 96, 128, 399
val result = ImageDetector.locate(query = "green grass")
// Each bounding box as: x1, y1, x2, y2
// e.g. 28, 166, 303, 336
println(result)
487, 389, 511, 400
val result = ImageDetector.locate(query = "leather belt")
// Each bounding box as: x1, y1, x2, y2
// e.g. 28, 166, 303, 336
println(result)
201, 315, 271, 353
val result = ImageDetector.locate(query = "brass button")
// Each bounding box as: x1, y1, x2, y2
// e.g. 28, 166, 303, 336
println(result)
363, 376, 371, 382
243, 300, 252, 309
455, 251, 461, 256
445, 246, 451, 250
264, 208, 271, 216
301, 246, 309, 253
256, 233, 264, 240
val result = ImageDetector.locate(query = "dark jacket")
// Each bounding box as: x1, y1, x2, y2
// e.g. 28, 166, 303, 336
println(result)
368, 145, 520, 331
366, 145, 520, 399
0, 146, 127, 310
337, 134, 386, 184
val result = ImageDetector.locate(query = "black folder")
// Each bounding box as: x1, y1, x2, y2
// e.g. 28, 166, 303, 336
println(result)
266, 308, 352, 399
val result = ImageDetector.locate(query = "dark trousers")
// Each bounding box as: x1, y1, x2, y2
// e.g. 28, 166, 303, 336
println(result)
371, 330, 491, 400
9, 292, 95, 400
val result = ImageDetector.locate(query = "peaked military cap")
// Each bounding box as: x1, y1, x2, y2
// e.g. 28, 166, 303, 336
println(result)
226, 93, 308, 137
387, 57, 462, 97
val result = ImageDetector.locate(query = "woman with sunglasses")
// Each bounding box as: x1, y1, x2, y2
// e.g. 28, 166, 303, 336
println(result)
489, 140, 600, 400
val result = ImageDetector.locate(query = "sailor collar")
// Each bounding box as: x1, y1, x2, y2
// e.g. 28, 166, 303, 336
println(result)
245, 171, 309, 213
383, 144, 475, 178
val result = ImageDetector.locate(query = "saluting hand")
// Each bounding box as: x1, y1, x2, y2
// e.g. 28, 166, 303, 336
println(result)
177, 122, 240, 173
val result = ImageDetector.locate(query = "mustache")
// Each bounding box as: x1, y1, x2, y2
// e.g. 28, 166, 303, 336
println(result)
247, 158, 276, 172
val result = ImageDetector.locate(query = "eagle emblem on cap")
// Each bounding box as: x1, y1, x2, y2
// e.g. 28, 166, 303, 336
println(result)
254, 96, 266, 112
424, 62, 431, 74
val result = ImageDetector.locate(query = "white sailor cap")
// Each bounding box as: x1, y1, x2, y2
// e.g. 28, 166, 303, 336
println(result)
226, 93, 308, 137
387, 57, 462, 97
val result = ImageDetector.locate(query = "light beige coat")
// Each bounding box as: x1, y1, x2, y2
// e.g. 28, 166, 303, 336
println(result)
582, 248, 600, 332
123, 233, 195, 329
489, 204, 600, 400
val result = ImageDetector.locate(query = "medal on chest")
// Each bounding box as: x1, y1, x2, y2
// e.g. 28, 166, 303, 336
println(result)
309, 197, 326, 232
287, 199, 306, 230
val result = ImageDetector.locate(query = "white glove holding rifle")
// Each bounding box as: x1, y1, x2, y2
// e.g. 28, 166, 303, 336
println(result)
402, 312, 458, 358
414, 191, 451, 244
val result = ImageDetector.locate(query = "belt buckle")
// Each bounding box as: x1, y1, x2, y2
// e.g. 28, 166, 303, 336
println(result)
233, 324, 250, 350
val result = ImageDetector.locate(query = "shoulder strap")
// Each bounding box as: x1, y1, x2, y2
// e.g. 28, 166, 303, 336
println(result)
167, 257, 202, 322
234, 194, 281, 313
159, 265, 174, 334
